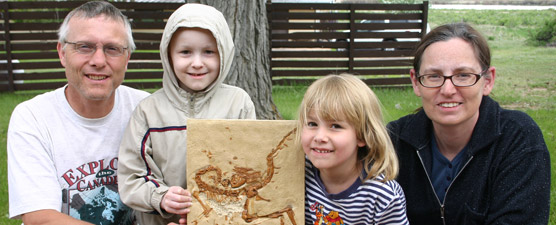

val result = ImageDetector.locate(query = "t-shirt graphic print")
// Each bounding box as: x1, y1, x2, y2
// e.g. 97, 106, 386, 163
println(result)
61, 158, 133, 225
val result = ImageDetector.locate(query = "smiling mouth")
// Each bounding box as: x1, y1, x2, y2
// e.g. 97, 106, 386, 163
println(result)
439, 102, 461, 108
188, 73, 206, 77
312, 148, 334, 153
87, 75, 108, 80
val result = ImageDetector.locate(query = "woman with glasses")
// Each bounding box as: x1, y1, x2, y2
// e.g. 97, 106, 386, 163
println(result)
387, 23, 550, 225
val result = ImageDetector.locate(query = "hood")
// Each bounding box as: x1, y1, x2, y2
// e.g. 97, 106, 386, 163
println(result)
159, 3, 234, 111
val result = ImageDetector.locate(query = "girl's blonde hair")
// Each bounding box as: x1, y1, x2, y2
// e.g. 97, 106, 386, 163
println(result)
296, 73, 399, 182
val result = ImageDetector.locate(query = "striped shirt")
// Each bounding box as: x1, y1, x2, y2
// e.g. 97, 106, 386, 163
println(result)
305, 159, 408, 225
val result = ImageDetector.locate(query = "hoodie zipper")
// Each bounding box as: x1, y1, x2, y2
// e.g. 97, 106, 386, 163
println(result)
416, 150, 473, 225
189, 95, 195, 116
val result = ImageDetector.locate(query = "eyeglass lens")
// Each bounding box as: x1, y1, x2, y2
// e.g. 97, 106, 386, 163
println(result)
66, 41, 127, 57
420, 74, 480, 87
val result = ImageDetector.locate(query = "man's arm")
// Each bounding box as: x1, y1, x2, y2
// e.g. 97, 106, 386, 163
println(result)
7, 102, 71, 222
22, 210, 94, 225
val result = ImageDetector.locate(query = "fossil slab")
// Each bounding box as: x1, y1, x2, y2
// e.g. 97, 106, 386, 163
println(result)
187, 119, 304, 225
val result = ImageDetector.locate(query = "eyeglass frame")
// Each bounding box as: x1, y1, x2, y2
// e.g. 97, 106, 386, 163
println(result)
63, 41, 129, 57
416, 69, 489, 88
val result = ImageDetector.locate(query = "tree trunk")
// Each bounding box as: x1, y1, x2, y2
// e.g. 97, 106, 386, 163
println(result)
187, 0, 280, 120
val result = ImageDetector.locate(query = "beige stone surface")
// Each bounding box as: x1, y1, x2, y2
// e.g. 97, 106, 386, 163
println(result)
186, 119, 304, 225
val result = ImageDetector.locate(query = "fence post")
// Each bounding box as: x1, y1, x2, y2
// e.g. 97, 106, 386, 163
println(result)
1, 1, 14, 92
421, 1, 429, 39
348, 4, 355, 74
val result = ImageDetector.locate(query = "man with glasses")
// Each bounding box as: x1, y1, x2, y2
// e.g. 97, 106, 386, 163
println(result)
387, 23, 550, 225
7, 1, 149, 224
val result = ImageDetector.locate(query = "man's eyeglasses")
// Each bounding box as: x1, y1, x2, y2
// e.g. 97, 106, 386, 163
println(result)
417, 69, 488, 88
64, 41, 128, 57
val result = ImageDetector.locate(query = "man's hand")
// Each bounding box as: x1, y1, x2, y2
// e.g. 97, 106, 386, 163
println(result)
167, 214, 187, 225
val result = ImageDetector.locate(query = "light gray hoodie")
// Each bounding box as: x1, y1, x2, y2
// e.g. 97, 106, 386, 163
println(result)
118, 3, 256, 224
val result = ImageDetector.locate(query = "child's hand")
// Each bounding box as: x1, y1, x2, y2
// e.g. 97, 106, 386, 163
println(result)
161, 186, 192, 216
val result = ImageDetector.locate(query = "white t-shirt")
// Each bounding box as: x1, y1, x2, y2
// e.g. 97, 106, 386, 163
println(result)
8, 85, 149, 224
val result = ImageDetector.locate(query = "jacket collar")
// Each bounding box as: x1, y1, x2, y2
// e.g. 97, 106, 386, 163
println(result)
399, 96, 502, 155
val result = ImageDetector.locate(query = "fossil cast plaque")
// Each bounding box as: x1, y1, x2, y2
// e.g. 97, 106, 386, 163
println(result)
186, 119, 304, 225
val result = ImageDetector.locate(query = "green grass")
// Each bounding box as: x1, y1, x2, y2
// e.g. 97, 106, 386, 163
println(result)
1, 8, 555, 225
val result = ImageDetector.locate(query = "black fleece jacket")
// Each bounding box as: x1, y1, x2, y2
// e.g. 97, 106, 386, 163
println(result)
387, 96, 550, 225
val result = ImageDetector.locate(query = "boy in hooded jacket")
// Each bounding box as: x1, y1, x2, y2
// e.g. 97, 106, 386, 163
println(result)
117, 3, 256, 225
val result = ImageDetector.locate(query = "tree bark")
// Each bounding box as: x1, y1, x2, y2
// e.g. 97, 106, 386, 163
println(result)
187, 0, 280, 119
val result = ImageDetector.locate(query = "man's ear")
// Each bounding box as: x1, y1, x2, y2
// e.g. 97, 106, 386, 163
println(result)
57, 42, 66, 68
482, 66, 496, 96
125, 50, 131, 71
410, 68, 421, 97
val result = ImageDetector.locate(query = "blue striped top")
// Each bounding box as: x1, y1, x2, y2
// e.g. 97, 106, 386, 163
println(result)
305, 159, 409, 225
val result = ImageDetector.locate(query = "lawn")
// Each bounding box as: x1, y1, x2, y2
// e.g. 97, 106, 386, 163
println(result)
1, 8, 555, 225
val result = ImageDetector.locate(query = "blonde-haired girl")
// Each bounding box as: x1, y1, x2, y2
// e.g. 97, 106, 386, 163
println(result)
297, 73, 408, 225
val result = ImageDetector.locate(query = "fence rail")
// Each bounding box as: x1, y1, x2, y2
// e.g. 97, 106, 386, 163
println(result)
1, 1, 428, 92
268, 2, 428, 86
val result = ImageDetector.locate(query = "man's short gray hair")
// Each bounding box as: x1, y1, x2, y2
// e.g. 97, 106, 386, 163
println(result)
57, 1, 136, 52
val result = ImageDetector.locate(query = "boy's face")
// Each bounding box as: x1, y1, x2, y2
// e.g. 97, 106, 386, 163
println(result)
169, 27, 220, 93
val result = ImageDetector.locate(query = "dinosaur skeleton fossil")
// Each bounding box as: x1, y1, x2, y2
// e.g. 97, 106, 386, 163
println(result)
191, 128, 298, 224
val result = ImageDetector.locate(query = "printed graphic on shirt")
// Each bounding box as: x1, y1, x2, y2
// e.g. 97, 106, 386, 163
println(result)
310, 202, 345, 225
60, 158, 133, 225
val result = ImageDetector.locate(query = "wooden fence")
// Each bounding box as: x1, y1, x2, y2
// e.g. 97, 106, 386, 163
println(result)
268, 2, 428, 86
1, 1, 428, 92
0, 1, 183, 92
